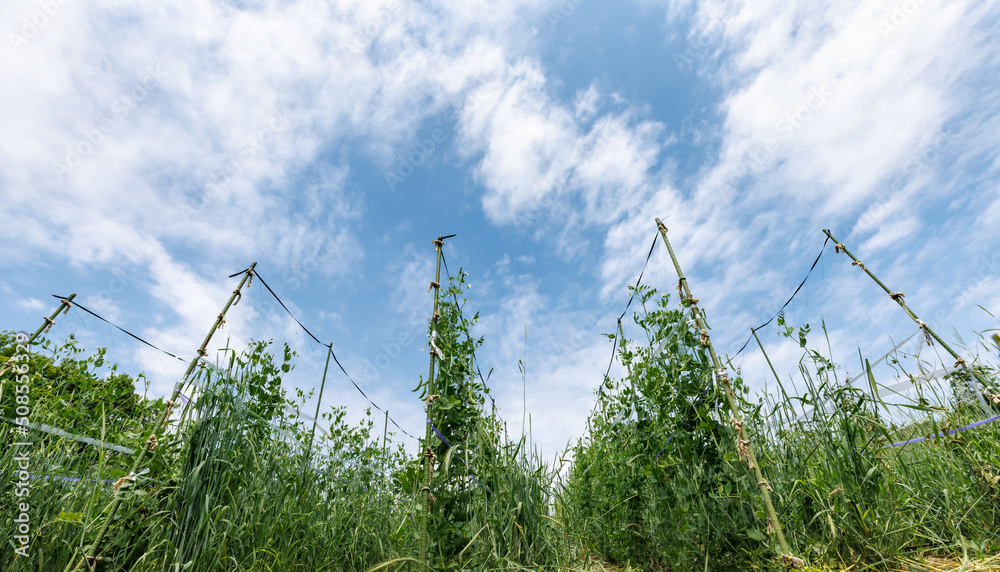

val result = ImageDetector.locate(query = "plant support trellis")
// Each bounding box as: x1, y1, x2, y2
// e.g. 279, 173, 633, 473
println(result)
655, 218, 803, 569
64, 263, 257, 572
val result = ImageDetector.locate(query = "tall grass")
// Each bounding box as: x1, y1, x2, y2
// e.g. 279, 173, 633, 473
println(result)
561, 287, 1000, 570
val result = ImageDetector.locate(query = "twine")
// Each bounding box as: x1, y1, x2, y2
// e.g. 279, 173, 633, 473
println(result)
676, 277, 687, 294
233, 289, 242, 306
918, 320, 932, 345
428, 281, 440, 292
890, 292, 905, 302
44, 316, 56, 333
852, 260, 866, 271
658, 221, 668, 234
61, 300, 73, 314
112, 474, 135, 491
757, 480, 774, 492
738, 439, 754, 468
835, 243, 845, 254
828, 486, 842, 498
700, 328, 710, 346
146, 433, 158, 451
197, 348, 208, 357
218, 313, 226, 329
432, 239, 444, 247
731, 416, 744, 431
780, 554, 806, 569
955, 358, 967, 369
246, 269, 254, 288
687, 296, 699, 306
85, 555, 104, 572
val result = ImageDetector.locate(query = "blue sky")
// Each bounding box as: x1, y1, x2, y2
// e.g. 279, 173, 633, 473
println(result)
3, 0, 1000, 458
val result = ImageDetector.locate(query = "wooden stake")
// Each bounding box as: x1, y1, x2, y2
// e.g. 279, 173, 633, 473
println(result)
823, 229, 990, 389
66, 263, 257, 572
655, 219, 800, 567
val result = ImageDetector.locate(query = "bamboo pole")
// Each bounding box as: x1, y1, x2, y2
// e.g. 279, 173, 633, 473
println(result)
27, 293, 76, 346
418, 237, 444, 566
66, 263, 257, 572
655, 219, 801, 568
822, 229, 990, 388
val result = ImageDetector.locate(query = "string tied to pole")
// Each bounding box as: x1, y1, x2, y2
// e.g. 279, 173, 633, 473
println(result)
84, 555, 103, 571
217, 313, 226, 329
835, 243, 846, 254
686, 296, 699, 306
731, 416, 744, 431
197, 348, 208, 357
699, 328, 710, 346
916, 320, 933, 345
780, 554, 806, 569
954, 358, 967, 369
738, 439, 754, 468
233, 289, 243, 306
890, 292, 905, 302
852, 260, 866, 271
758, 479, 774, 492
145, 433, 158, 451
428, 281, 440, 292
44, 316, 56, 333
676, 277, 687, 295
61, 299, 72, 314
112, 474, 136, 492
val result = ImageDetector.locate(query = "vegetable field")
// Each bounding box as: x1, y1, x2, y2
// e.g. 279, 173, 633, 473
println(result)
3, 224, 1000, 572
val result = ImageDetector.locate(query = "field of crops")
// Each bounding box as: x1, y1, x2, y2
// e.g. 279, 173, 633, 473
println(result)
3, 225, 1000, 572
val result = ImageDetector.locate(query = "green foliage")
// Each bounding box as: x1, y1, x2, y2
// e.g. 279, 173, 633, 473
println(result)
408, 270, 561, 570
563, 296, 1000, 570
564, 287, 761, 569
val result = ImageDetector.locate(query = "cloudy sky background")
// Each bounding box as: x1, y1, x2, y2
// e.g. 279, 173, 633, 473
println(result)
3, 0, 1000, 458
